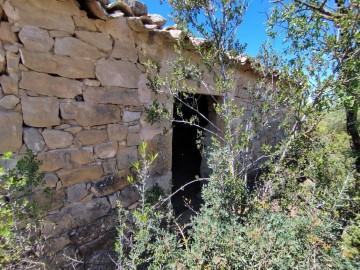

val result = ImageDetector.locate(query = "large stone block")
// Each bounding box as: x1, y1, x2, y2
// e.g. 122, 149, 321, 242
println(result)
20, 49, 95, 79
105, 17, 134, 41
58, 165, 104, 187
3, 0, 78, 34
73, 15, 97, 32
117, 146, 138, 170
38, 148, 94, 172
0, 22, 19, 43
0, 95, 19, 110
20, 71, 82, 98
54, 37, 105, 60
107, 124, 128, 141
110, 39, 137, 63
24, 127, 45, 153
21, 96, 60, 127
0, 110, 22, 153
94, 141, 118, 159
42, 129, 73, 150
75, 129, 108, 146
90, 172, 130, 197
43, 198, 110, 236
83, 86, 140, 106
67, 183, 88, 202
19, 26, 54, 52
123, 111, 141, 122
95, 59, 140, 88
0, 75, 18, 95
60, 102, 121, 127
75, 31, 113, 52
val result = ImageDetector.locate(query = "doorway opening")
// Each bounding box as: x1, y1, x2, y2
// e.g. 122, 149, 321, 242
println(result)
171, 94, 211, 216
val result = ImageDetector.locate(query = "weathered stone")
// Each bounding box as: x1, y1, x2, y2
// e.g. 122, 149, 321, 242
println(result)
55, 37, 105, 60
110, 39, 137, 62
95, 59, 140, 88
32, 189, 64, 211
38, 149, 94, 172
138, 73, 152, 103
20, 71, 82, 98
49, 30, 70, 38
42, 129, 73, 150
169, 29, 185, 40
43, 173, 59, 188
127, 17, 148, 32
128, 124, 140, 133
21, 96, 60, 127
147, 133, 172, 176
0, 95, 19, 110
73, 15, 97, 32
67, 183, 88, 202
75, 129, 108, 146
64, 126, 82, 134
102, 158, 117, 175
107, 124, 128, 141
46, 235, 70, 254
3, 43, 21, 53
127, 132, 140, 146
117, 146, 138, 170
19, 26, 54, 52
20, 49, 95, 79
75, 31, 113, 52
0, 75, 18, 95
0, 47, 5, 73
60, 102, 121, 127
23, 127, 45, 153
69, 214, 116, 247
122, 0, 147, 16
118, 185, 140, 208
84, 248, 117, 270
0, 22, 19, 43
0, 111, 22, 153
84, 86, 140, 106
6, 52, 19, 74
43, 198, 110, 236
90, 172, 130, 197
3, 0, 77, 34
83, 79, 100, 87
58, 165, 104, 187
148, 14, 167, 28
123, 111, 141, 122
94, 142, 118, 159
105, 17, 134, 41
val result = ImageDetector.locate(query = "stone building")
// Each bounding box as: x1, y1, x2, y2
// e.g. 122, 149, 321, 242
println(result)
0, 0, 277, 268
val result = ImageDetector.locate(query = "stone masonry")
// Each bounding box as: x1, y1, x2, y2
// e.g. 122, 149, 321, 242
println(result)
0, 0, 267, 268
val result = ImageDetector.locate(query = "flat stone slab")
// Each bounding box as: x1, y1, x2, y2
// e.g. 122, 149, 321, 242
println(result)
0, 111, 22, 153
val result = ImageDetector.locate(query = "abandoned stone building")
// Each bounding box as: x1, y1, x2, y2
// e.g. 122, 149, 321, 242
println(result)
0, 0, 276, 268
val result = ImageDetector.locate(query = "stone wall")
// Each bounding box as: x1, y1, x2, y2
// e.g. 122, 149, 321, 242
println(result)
0, 0, 268, 268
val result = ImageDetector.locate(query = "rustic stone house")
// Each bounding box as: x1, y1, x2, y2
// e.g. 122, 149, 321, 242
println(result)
0, 0, 276, 268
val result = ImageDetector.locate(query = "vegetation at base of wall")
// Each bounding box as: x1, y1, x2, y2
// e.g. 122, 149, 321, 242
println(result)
116, 0, 359, 269
0, 149, 48, 269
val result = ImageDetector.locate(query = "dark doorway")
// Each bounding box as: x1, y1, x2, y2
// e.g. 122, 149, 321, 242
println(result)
171, 94, 210, 215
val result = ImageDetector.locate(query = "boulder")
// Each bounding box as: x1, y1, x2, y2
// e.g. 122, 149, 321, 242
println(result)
20, 71, 82, 98
148, 14, 167, 28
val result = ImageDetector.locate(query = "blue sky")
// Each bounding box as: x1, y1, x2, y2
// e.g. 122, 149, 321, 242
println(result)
111, 0, 282, 57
